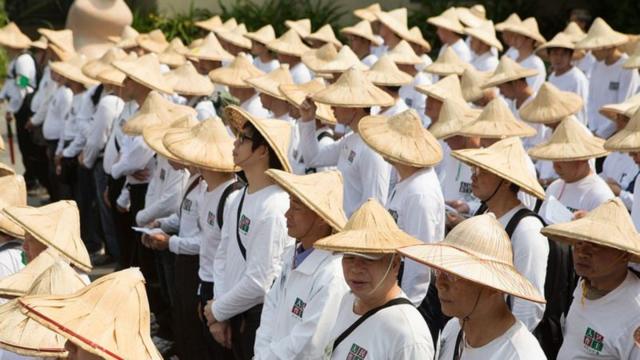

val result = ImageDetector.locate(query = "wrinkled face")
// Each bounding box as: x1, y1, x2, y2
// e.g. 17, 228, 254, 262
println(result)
572, 241, 630, 280
342, 254, 399, 299
434, 268, 486, 318
425, 97, 443, 121
65, 341, 103, 360
471, 166, 504, 200
548, 48, 573, 72
23, 232, 47, 263
285, 196, 320, 239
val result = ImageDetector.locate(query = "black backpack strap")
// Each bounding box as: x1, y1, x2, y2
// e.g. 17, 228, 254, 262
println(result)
452, 328, 464, 360
332, 298, 413, 351
216, 181, 244, 229
0, 240, 22, 253
235, 188, 248, 260
474, 202, 488, 216
317, 130, 332, 142
505, 208, 545, 238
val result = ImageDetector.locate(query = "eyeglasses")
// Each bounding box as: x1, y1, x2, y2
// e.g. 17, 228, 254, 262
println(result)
433, 269, 460, 283
237, 132, 256, 145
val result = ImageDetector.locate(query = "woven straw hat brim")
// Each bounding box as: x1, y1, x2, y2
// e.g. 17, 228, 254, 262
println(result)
314, 228, 422, 254
124, 104, 197, 136
483, 67, 539, 88
461, 70, 492, 103
164, 69, 214, 97
575, 22, 629, 50
528, 133, 609, 161
158, 50, 186, 67
0, 175, 26, 239
285, 19, 312, 38
386, 41, 423, 65
353, 3, 381, 22
600, 98, 640, 122
0, 23, 32, 49
266, 169, 347, 231
244, 25, 276, 45
414, 75, 464, 101
465, 24, 503, 50
427, 14, 465, 34
224, 105, 292, 173
359, 114, 443, 167
376, 12, 411, 40
340, 24, 383, 45
279, 80, 325, 107
604, 128, 640, 152
245, 75, 291, 100
519, 90, 583, 124
542, 226, 640, 263
306, 26, 342, 48
142, 119, 197, 163
267, 33, 311, 57
96, 68, 126, 87
301, 45, 339, 73
452, 145, 545, 199
112, 58, 173, 94
0, 249, 58, 299
208, 55, 265, 88
429, 107, 482, 140
311, 69, 394, 108
51, 61, 98, 87
505, 23, 546, 45
456, 118, 538, 139
424, 61, 468, 76
399, 244, 546, 303
163, 120, 240, 173
217, 30, 252, 50
536, 34, 575, 55
365, 68, 413, 86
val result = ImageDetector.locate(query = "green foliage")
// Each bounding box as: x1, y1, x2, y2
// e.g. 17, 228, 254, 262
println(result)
131, 2, 213, 44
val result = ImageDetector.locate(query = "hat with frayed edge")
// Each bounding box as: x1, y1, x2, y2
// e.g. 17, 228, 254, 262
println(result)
528, 116, 609, 161
112, 53, 173, 94
483, 56, 538, 88
142, 115, 198, 163
0, 175, 27, 239
164, 61, 214, 96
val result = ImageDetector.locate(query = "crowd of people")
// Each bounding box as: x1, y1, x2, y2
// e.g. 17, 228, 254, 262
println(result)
0, 1, 638, 359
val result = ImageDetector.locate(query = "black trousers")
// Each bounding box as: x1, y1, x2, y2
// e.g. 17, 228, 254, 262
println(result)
13, 105, 48, 190
198, 281, 235, 360
107, 176, 131, 269
75, 164, 102, 253
230, 304, 263, 360
173, 255, 208, 359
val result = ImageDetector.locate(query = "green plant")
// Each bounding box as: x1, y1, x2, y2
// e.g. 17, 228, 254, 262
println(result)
131, 2, 213, 44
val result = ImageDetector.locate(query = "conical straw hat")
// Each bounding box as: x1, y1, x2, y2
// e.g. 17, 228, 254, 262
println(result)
314, 199, 422, 254
376, 8, 411, 39
542, 198, 640, 262
38, 28, 75, 55
427, 7, 465, 34
457, 98, 537, 139
19, 268, 163, 360
0, 162, 14, 176
600, 94, 640, 122
212, 18, 238, 34
30, 36, 48, 50
519, 82, 583, 124
0, 137, 3, 152
359, 109, 443, 167
465, 20, 503, 51
340, 21, 383, 46
0, 261, 86, 358
562, 22, 586, 43
267, 29, 312, 57
285, 19, 312, 38
265, 169, 347, 231
244, 24, 276, 45
136, 29, 168, 54
217, 24, 252, 50
624, 44, 640, 69
429, 97, 482, 140
224, 105, 292, 172
122, 91, 197, 136
461, 67, 492, 103
0, 249, 59, 299
528, 116, 609, 161
470, 5, 487, 19
536, 32, 576, 56
96, 53, 137, 87
575, 17, 628, 50
164, 61, 214, 96
455, 7, 483, 28
158, 38, 187, 67
365, 55, 413, 86
51, 55, 99, 87
353, 3, 382, 22
415, 74, 464, 102
301, 43, 339, 73
245, 64, 293, 100
306, 24, 342, 48
279, 78, 337, 124
195, 15, 223, 32
163, 117, 240, 173
505, 17, 546, 44
495, 13, 521, 32
2, 201, 92, 273
108, 25, 139, 49
112, 53, 173, 94
386, 40, 423, 65
209, 53, 264, 88
424, 46, 469, 76
142, 116, 199, 162
0, 175, 26, 239
604, 108, 640, 152
186, 33, 234, 62
82, 47, 127, 79
452, 137, 545, 199
398, 213, 546, 303
405, 27, 432, 52
483, 56, 538, 88
311, 67, 394, 108
0, 22, 32, 49
314, 45, 369, 73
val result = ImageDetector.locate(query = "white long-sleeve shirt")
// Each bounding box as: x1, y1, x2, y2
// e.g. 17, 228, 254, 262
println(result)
548, 67, 589, 126
298, 121, 391, 216
41, 86, 73, 141
110, 120, 155, 184
82, 94, 125, 168
136, 156, 189, 227
254, 58, 280, 73
103, 101, 139, 175
212, 184, 293, 321
166, 177, 206, 256
497, 205, 548, 331
62, 86, 101, 158
254, 248, 348, 359
400, 72, 431, 127
387, 167, 444, 306
57, 92, 85, 156
0, 53, 36, 113
290, 62, 313, 85
518, 53, 546, 93
471, 50, 499, 72
241, 93, 271, 118
31, 66, 55, 114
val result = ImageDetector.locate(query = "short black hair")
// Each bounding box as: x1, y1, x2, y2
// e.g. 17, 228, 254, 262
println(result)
509, 182, 520, 194
243, 122, 285, 170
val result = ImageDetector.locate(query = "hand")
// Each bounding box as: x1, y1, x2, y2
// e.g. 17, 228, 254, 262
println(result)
54, 155, 62, 176
446, 200, 470, 214
5, 112, 12, 123
24, 119, 34, 131
299, 96, 317, 123
117, 205, 129, 213
446, 212, 465, 228
77, 152, 85, 168
141, 234, 152, 248
204, 300, 217, 326
573, 210, 588, 220
539, 178, 556, 188
210, 321, 232, 349
146, 220, 160, 229
148, 231, 170, 250
605, 178, 622, 196
103, 188, 111, 209
132, 169, 151, 181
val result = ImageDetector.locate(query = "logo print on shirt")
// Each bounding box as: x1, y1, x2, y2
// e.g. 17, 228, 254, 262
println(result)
291, 297, 306, 318
459, 182, 472, 194
159, 169, 166, 181
583, 327, 604, 354
182, 199, 192, 212
347, 150, 356, 163
388, 209, 399, 223
347, 344, 368, 360
405, 98, 413, 107
238, 214, 251, 234
608, 81, 620, 91
207, 211, 215, 226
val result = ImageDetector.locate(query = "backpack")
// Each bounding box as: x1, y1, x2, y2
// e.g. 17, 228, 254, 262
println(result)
504, 207, 577, 360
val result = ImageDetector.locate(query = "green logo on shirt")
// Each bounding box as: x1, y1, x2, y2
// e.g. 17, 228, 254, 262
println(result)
583, 327, 604, 353
347, 344, 368, 360
239, 214, 251, 234
291, 297, 306, 318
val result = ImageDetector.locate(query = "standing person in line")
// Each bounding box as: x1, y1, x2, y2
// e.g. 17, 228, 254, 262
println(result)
505, 17, 547, 92
244, 25, 280, 73
427, 7, 472, 63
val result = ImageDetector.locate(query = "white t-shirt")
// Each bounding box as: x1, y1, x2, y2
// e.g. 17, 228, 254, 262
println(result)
439, 38, 472, 63
575, 51, 596, 79
41, 86, 73, 141
290, 62, 313, 84
557, 271, 640, 359
241, 93, 271, 118
542, 173, 614, 213
600, 151, 638, 210
0, 244, 24, 305
548, 67, 589, 126
505, 47, 519, 60
439, 154, 477, 206
471, 51, 499, 72
399, 72, 431, 127
387, 167, 444, 306
255, 58, 280, 73
327, 291, 434, 359
518, 53, 546, 93
509, 96, 550, 150
437, 318, 546, 359
166, 176, 206, 256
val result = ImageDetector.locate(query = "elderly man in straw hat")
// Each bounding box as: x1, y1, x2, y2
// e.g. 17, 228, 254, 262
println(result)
20, 268, 163, 360
542, 199, 640, 358
314, 199, 434, 358
253, 170, 349, 359
399, 214, 546, 359
298, 68, 393, 216
576, 18, 640, 139
0, 175, 26, 281
205, 105, 294, 360
427, 7, 472, 63
503, 17, 547, 92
